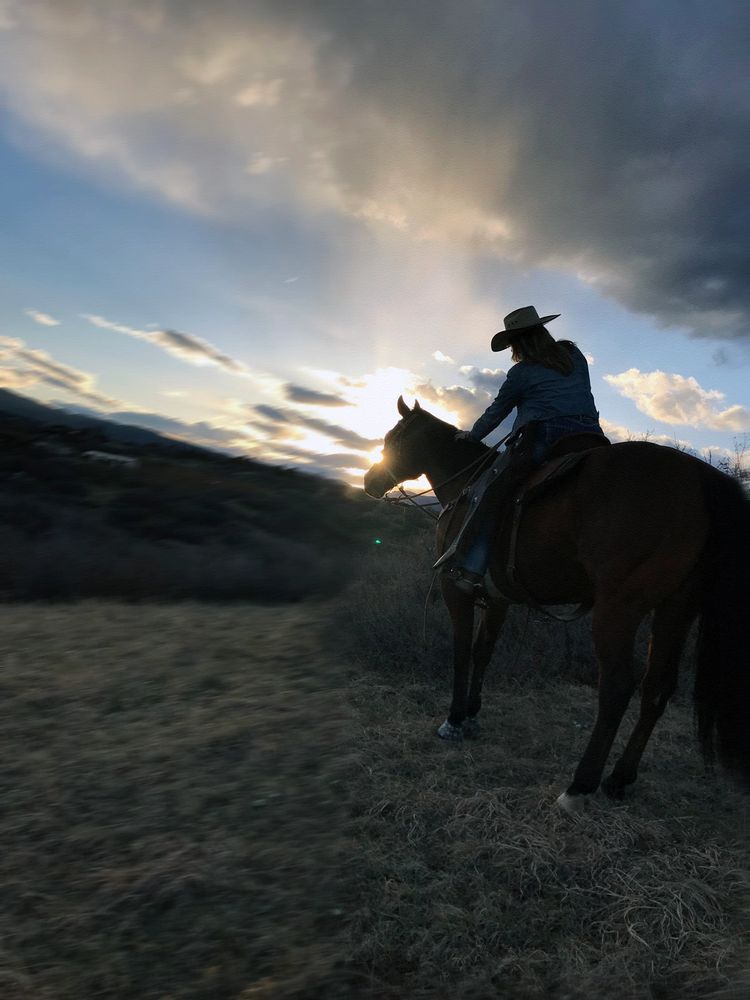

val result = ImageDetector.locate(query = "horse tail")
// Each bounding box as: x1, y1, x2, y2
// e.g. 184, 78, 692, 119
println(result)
694, 466, 750, 790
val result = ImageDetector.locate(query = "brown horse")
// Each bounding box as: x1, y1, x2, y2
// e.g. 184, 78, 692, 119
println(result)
364, 396, 750, 813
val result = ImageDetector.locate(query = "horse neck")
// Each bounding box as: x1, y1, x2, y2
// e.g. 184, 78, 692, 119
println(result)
422, 440, 489, 506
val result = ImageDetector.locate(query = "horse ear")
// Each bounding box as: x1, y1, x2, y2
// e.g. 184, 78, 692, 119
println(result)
397, 395, 411, 417
413, 399, 421, 411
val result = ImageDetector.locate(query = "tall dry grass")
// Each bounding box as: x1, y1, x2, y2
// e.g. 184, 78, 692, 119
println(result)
341, 533, 749, 998
0, 518, 745, 999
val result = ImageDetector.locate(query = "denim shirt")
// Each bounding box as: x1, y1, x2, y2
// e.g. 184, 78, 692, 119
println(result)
470, 344, 600, 441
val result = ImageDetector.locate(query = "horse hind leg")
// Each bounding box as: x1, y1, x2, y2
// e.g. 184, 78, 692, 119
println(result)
463, 601, 508, 738
560, 596, 642, 809
602, 574, 700, 799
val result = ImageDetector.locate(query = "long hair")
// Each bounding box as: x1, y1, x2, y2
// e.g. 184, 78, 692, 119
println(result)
510, 326, 576, 375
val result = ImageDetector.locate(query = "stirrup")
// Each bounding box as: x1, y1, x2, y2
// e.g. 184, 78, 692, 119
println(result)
447, 567, 487, 599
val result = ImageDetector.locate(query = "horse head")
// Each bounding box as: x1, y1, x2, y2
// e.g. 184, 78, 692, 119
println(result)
364, 396, 429, 497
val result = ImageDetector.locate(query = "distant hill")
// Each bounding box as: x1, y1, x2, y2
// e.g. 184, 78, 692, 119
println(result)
0, 388, 428, 602
0, 387, 203, 450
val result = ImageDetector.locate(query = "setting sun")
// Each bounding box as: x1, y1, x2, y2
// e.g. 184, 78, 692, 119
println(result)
324, 367, 461, 439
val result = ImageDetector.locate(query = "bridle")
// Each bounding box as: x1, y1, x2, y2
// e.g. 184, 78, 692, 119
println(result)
371, 415, 587, 626
377, 412, 440, 519
376, 413, 511, 520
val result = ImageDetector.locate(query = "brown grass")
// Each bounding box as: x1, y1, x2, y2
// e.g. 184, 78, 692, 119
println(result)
0, 536, 746, 998
0, 602, 353, 999
343, 541, 749, 999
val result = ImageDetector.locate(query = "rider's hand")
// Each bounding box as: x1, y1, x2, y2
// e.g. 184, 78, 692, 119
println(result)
454, 430, 473, 442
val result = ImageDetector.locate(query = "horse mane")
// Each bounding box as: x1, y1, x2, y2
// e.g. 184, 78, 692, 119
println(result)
413, 407, 489, 468
419, 407, 489, 455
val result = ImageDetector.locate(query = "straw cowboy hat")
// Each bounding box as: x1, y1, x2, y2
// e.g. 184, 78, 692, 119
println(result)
490, 305, 560, 352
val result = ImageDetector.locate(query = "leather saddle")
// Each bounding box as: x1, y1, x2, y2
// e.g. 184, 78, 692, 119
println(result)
485, 431, 611, 613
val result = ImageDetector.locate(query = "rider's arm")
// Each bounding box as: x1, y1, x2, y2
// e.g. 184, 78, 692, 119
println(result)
469, 367, 524, 441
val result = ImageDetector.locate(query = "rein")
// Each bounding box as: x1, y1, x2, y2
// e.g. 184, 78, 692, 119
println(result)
374, 431, 514, 644
378, 430, 513, 519
373, 426, 591, 626
381, 482, 441, 521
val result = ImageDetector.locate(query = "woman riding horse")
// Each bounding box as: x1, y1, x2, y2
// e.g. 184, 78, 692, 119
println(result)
364, 344, 750, 811
438, 305, 606, 595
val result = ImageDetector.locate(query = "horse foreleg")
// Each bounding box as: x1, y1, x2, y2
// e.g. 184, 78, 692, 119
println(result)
463, 600, 508, 738
602, 578, 699, 798
559, 598, 641, 812
438, 582, 475, 741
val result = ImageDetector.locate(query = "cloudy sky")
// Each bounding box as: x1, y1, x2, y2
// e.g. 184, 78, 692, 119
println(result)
1, 1, 748, 484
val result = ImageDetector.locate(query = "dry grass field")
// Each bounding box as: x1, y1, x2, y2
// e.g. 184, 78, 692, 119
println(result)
0, 602, 353, 1000
0, 545, 747, 998
344, 542, 750, 999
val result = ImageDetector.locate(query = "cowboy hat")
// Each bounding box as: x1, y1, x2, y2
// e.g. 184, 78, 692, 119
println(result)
490, 305, 560, 352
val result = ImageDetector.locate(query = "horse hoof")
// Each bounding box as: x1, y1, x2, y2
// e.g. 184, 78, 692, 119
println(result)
462, 717, 481, 739
556, 791, 586, 816
437, 719, 464, 742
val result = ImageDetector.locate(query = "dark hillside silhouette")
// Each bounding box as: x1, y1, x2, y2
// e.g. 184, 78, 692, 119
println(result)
0, 394, 425, 601
0, 387, 199, 448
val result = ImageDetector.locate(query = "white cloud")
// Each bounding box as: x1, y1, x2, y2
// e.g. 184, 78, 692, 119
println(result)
82, 313, 253, 377
411, 380, 491, 428
234, 77, 283, 107
604, 368, 750, 432
246, 153, 286, 176
0, 367, 38, 389
598, 417, 695, 450
25, 308, 60, 326
0, 335, 120, 409
433, 350, 455, 364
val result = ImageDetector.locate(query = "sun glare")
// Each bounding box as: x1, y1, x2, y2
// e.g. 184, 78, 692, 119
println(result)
263, 365, 461, 488
333, 368, 415, 439
292, 428, 340, 456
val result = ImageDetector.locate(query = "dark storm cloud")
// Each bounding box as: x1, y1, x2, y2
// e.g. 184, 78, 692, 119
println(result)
283, 383, 348, 406
8, 2, 749, 339
251, 0, 750, 339
253, 403, 380, 450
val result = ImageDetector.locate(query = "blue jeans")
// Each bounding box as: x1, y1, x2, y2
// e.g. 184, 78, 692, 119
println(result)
530, 415, 604, 466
